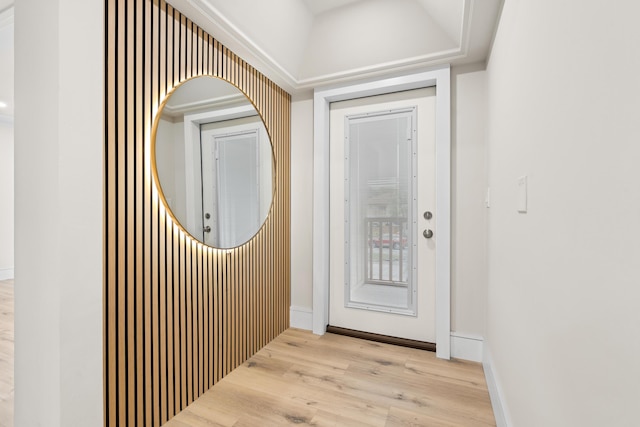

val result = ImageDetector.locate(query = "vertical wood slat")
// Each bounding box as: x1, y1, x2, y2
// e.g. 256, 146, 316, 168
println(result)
163, 6, 175, 420
105, 0, 291, 425
179, 231, 186, 409
125, 2, 136, 424
105, 0, 117, 425
165, 206, 175, 420
134, 1, 145, 425
142, 0, 152, 425
172, 225, 181, 415
115, 0, 127, 424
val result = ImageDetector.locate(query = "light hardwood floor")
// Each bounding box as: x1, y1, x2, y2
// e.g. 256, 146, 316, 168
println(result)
0, 280, 494, 426
165, 328, 495, 427
0, 279, 14, 427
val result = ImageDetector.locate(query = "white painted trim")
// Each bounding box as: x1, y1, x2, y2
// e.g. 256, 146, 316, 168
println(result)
312, 91, 331, 335
0, 268, 14, 281
183, 104, 257, 126
290, 306, 313, 330
0, 113, 13, 124
483, 344, 513, 427
312, 67, 451, 359
450, 332, 483, 362
295, 49, 464, 89
163, 93, 247, 115
434, 68, 451, 360
183, 115, 203, 237
168, 0, 474, 93
459, 0, 473, 59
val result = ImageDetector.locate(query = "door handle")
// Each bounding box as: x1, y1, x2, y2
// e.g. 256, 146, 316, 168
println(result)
423, 229, 433, 239
203, 226, 211, 233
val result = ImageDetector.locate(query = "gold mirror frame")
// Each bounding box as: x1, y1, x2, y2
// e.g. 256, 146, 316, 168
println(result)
150, 75, 276, 248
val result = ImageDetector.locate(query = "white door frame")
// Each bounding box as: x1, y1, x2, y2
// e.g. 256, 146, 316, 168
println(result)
312, 67, 451, 359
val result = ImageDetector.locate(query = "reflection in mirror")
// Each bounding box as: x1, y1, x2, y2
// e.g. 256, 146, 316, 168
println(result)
153, 76, 273, 248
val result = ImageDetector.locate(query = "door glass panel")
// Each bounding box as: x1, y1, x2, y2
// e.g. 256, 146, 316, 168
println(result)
345, 109, 416, 314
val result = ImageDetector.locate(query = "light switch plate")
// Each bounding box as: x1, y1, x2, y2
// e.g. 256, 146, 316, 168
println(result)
517, 176, 527, 213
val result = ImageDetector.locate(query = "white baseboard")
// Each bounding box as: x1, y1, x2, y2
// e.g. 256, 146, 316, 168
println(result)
483, 344, 512, 427
0, 268, 14, 281
450, 332, 483, 362
290, 306, 313, 330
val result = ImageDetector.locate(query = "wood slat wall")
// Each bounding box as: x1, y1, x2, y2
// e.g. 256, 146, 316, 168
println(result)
105, 0, 291, 425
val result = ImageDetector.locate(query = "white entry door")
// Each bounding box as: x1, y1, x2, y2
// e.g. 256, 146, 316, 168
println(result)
329, 88, 436, 342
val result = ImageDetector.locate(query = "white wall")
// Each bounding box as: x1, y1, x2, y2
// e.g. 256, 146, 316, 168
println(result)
14, 0, 103, 425
290, 98, 314, 327
0, 121, 13, 280
451, 66, 488, 338
485, 0, 640, 425
290, 73, 489, 341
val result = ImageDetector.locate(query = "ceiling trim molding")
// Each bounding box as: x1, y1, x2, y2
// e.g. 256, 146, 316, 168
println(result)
163, 92, 247, 115
295, 47, 465, 89
176, 0, 475, 92
460, 0, 473, 57
183, 0, 299, 88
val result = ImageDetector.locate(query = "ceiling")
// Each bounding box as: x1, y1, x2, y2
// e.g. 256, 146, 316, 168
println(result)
0, 0, 504, 119
168, 0, 503, 96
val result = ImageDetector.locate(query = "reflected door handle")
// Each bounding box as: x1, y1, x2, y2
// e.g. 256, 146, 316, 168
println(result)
203, 226, 211, 233
423, 229, 433, 239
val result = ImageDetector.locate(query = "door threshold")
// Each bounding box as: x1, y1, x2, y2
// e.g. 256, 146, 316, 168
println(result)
326, 325, 436, 352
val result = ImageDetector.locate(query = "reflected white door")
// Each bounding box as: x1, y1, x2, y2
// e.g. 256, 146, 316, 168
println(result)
201, 125, 260, 247
329, 88, 436, 342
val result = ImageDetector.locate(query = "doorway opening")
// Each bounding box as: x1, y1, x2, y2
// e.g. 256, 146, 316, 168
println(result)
312, 67, 451, 359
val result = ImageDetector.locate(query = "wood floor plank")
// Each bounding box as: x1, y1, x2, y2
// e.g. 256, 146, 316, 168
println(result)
165, 328, 495, 426
227, 364, 389, 426
386, 405, 482, 427
310, 409, 386, 427
0, 279, 14, 427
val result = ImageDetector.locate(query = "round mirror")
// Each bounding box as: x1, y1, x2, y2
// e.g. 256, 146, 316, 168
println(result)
152, 76, 274, 248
